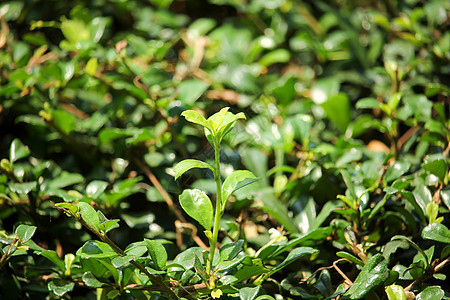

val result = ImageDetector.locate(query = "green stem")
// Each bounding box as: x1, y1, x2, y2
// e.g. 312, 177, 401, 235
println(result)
206, 139, 223, 276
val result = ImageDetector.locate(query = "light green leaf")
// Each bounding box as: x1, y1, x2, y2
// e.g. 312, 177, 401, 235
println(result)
145, 239, 168, 270
222, 170, 256, 205
177, 79, 209, 105
85, 57, 97, 76
322, 93, 351, 133
52, 109, 77, 135
344, 253, 389, 299
15, 224, 37, 243
9, 182, 36, 194
77, 202, 100, 230
385, 285, 406, 300
422, 154, 447, 181
181, 110, 211, 130
76, 240, 118, 259
336, 251, 364, 266
82, 272, 108, 288
422, 223, 450, 244
179, 189, 213, 230
9, 138, 30, 163
173, 159, 214, 180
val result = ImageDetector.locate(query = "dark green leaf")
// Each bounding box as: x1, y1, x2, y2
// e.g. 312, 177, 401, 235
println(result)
77, 202, 100, 230
82, 272, 108, 288
145, 239, 168, 270
47, 279, 75, 297
344, 254, 389, 299
269, 247, 318, 276
416, 286, 445, 300
422, 154, 447, 181
86, 180, 108, 199
39, 250, 65, 273
9, 182, 36, 194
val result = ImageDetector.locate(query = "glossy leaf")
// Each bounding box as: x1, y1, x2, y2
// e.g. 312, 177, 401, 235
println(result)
385, 285, 406, 300
222, 170, 256, 205
15, 224, 37, 243
77, 202, 100, 230
76, 240, 117, 259
416, 286, 445, 300
39, 250, 66, 272
9, 138, 30, 163
181, 110, 211, 130
240, 286, 261, 300
86, 180, 108, 199
421, 154, 447, 181
179, 189, 213, 230
269, 247, 318, 276
47, 279, 75, 297
344, 254, 389, 299
421, 223, 450, 244
173, 159, 214, 180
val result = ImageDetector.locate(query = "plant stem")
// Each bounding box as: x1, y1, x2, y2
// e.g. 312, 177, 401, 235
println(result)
206, 140, 223, 276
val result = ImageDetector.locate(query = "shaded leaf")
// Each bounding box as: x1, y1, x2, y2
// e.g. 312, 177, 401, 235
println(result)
9, 138, 30, 163
145, 239, 168, 270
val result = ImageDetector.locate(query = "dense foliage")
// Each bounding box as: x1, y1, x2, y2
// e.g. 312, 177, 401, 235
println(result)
0, 0, 449, 299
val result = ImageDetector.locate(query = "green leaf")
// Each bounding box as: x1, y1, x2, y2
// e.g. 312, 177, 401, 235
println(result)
179, 189, 213, 230
9, 138, 30, 163
82, 272, 108, 288
421, 223, 450, 244
173, 159, 214, 180
77, 202, 100, 230
258, 49, 290, 67
344, 253, 389, 299
269, 247, 318, 276
97, 219, 120, 233
422, 154, 447, 181
55, 202, 78, 215
9, 182, 36, 194
86, 180, 108, 199
413, 183, 432, 216
145, 239, 168, 270
385, 285, 406, 300
76, 240, 118, 259
240, 286, 261, 300
336, 251, 364, 266
177, 79, 209, 105
416, 286, 445, 300
85, 57, 98, 76
15, 224, 37, 243
322, 93, 351, 133
47, 171, 84, 189
222, 170, 256, 205
39, 250, 65, 273
234, 259, 269, 282
48, 279, 75, 297
356, 97, 380, 110
61, 19, 90, 45
181, 110, 211, 130
52, 109, 77, 135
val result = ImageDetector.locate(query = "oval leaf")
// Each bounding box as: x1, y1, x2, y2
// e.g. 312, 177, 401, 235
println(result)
181, 110, 211, 130
9, 138, 30, 163
421, 223, 450, 244
145, 239, 168, 270
345, 253, 389, 299
76, 240, 117, 259
179, 189, 213, 230
222, 170, 256, 205
385, 285, 406, 300
174, 159, 214, 180
77, 202, 100, 230
15, 224, 37, 243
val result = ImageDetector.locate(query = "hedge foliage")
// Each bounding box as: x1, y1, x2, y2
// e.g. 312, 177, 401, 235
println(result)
0, 0, 449, 299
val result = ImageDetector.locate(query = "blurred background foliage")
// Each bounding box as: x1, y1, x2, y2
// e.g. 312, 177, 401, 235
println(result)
0, 0, 449, 298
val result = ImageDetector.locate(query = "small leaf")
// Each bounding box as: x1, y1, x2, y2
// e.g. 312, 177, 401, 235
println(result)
344, 253, 389, 299
385, 285, 406, 300
336, 251, 364, 266
421, 223, 450, 244
15, 224, 37, 243
85, 57, 98, 76
77, 202, 100, 230
222, 170, 256, 205
55, 202, 78, 215
173, 159, 214, 180
145, 239, 168, 270
179, 189, 213, 230
422, 154, 447, 181
82, 272, 108, 288
76, 240, 118, 259
9, 182, 36, 194
234, 258, 269, 282
211, 288, 223, 299
240, 286, 261, 300
9, 138, 30, 163
86, 180, 108, 199
181, 110, 211, 130
416, 286, 445, 300
48, 279, 75, 297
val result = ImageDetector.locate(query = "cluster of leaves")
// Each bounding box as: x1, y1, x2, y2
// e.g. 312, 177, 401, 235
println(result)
1, 0, 449, 299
